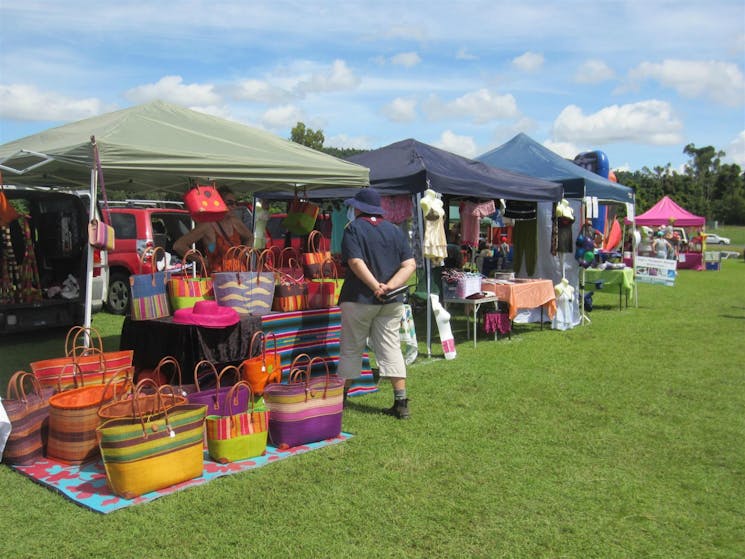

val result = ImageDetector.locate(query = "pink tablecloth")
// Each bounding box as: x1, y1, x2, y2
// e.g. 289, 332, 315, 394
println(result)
481, 279, 557, 321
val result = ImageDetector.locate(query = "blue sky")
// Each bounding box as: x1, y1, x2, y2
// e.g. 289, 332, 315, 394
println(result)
1, 1, 744, 173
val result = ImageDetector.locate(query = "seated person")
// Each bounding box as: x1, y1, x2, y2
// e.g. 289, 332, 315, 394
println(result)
174, 186, 253, 272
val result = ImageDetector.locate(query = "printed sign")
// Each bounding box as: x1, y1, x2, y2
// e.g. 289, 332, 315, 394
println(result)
635, 256, 677, 286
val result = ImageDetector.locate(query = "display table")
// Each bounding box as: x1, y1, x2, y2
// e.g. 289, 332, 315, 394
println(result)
481, 279, 556, 322
442, 295, 500, 347
119, 314, 262, 377
260, 307, 376, 396
583, 267, 634, 310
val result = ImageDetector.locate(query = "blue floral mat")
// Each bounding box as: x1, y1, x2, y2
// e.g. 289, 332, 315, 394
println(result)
10, 432, 352, 514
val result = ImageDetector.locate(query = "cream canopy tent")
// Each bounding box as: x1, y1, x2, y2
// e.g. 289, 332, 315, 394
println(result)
0, 100, 369, 194
0, 100, 369, 330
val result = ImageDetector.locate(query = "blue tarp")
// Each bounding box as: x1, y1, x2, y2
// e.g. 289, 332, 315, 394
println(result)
476, 133, 634, 204
346, 138, 562, 202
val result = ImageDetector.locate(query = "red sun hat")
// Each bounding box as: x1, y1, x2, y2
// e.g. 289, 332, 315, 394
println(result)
173, 300, 240, 328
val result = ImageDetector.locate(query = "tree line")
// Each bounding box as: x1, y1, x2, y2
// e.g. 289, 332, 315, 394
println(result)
291, 122, 745, 225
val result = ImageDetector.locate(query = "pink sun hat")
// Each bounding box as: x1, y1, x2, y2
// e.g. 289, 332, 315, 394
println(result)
172, 300, 240, 328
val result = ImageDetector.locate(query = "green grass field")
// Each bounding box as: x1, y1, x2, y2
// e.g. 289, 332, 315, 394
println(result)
1, 259, 744, 558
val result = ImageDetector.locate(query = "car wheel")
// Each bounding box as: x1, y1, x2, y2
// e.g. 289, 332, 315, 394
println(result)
107, 272, 131, 315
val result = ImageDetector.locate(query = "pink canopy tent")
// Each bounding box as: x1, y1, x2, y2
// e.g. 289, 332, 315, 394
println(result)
628, 196, 705, 227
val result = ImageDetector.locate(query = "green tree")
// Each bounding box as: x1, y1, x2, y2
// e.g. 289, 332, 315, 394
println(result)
683, 143, 725, 217
290, 122, 325, 150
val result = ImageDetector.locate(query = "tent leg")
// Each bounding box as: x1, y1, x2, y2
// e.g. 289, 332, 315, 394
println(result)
83, 167, 96, 341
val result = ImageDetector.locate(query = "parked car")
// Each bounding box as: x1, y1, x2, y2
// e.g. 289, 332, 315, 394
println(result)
1, 186, 92, 333
704, 233, 730, 245
105, 201, 192, 314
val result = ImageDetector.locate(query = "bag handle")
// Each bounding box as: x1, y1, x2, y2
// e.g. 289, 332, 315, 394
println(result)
249, 331, 279, 368
181, 249, 210, 278
306, 230, 322, 253
287, 353, 312, 385
318, 258, 338, 281
150, 356, 185, 391
70, 346, 108, 386
193, 359, 220, 393
65, 325, 105, 355
139, 246, 166, 275
217, 364, 242, 387
280, 247, 299, 267
223, 380, 254, 417
221, 245, 246, 272
307, 356, 332, 399
248, 330, 265, 359
6, 371, 44, 406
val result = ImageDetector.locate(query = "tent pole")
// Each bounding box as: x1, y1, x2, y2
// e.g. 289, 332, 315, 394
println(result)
83, 165, 96, 339
414, 192, 431, 357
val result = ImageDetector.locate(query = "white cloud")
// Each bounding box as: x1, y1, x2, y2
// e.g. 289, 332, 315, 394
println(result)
391, 52, 421, 68
326, 133, 374, 150
424, 89, 518, 124
542, 140, 579, 160
382, 97, 418, 122
125, 75, 220, 106
295, 60, 360, 95
435, 130, 477, 158
231, 79, 293, 104
261, 104, 305, 130
0, 83, 109, 121
456, 47, 477, 61
623, 59, 745, 107
728, 130, 745, 166
512, 51, 544, 72
553, 100, 684, 146
574, 60, 615, 84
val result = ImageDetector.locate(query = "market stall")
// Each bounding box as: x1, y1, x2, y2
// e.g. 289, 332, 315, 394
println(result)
0, 100, 370, 331
627, 196, 705, 270
477, 133, 635, 326
346, 139, 563, 354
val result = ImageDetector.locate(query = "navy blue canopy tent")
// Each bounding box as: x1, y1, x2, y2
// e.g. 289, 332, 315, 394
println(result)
347, 138, 562, 201
476, 133, 633, 203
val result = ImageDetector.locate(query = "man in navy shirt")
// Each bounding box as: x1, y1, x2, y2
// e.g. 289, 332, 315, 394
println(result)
337, 189, 416, 419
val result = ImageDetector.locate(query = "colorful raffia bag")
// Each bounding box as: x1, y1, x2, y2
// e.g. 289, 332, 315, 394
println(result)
264, 355, 344, 449
187, 362, 248, 417
97, 378, 188, 422
130, 246, 171, 320
168, 249, 214, 310
240, 331, 283, 396
183, 182, 228, 222
2, 371, 54, 465
281, 194, 319, 235
212, 246, 276, 316
302, 230, 332, 279
272, 258, 308, 312
206, 381, 268, 463
30, 326, 134, 392
47, 368, 130, 464
307, 259, 342, 309
96, 402, 207, 498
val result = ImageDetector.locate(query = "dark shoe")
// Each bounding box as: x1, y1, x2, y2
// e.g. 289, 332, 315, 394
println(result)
370, 368, 380, 384
382, 398, 410, 420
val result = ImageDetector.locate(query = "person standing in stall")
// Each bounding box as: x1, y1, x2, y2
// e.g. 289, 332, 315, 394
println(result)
174, 186, 254, 272
337, 189, 416, 420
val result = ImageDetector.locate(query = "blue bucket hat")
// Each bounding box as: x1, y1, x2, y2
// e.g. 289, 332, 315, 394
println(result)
345, 188, 384, 216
